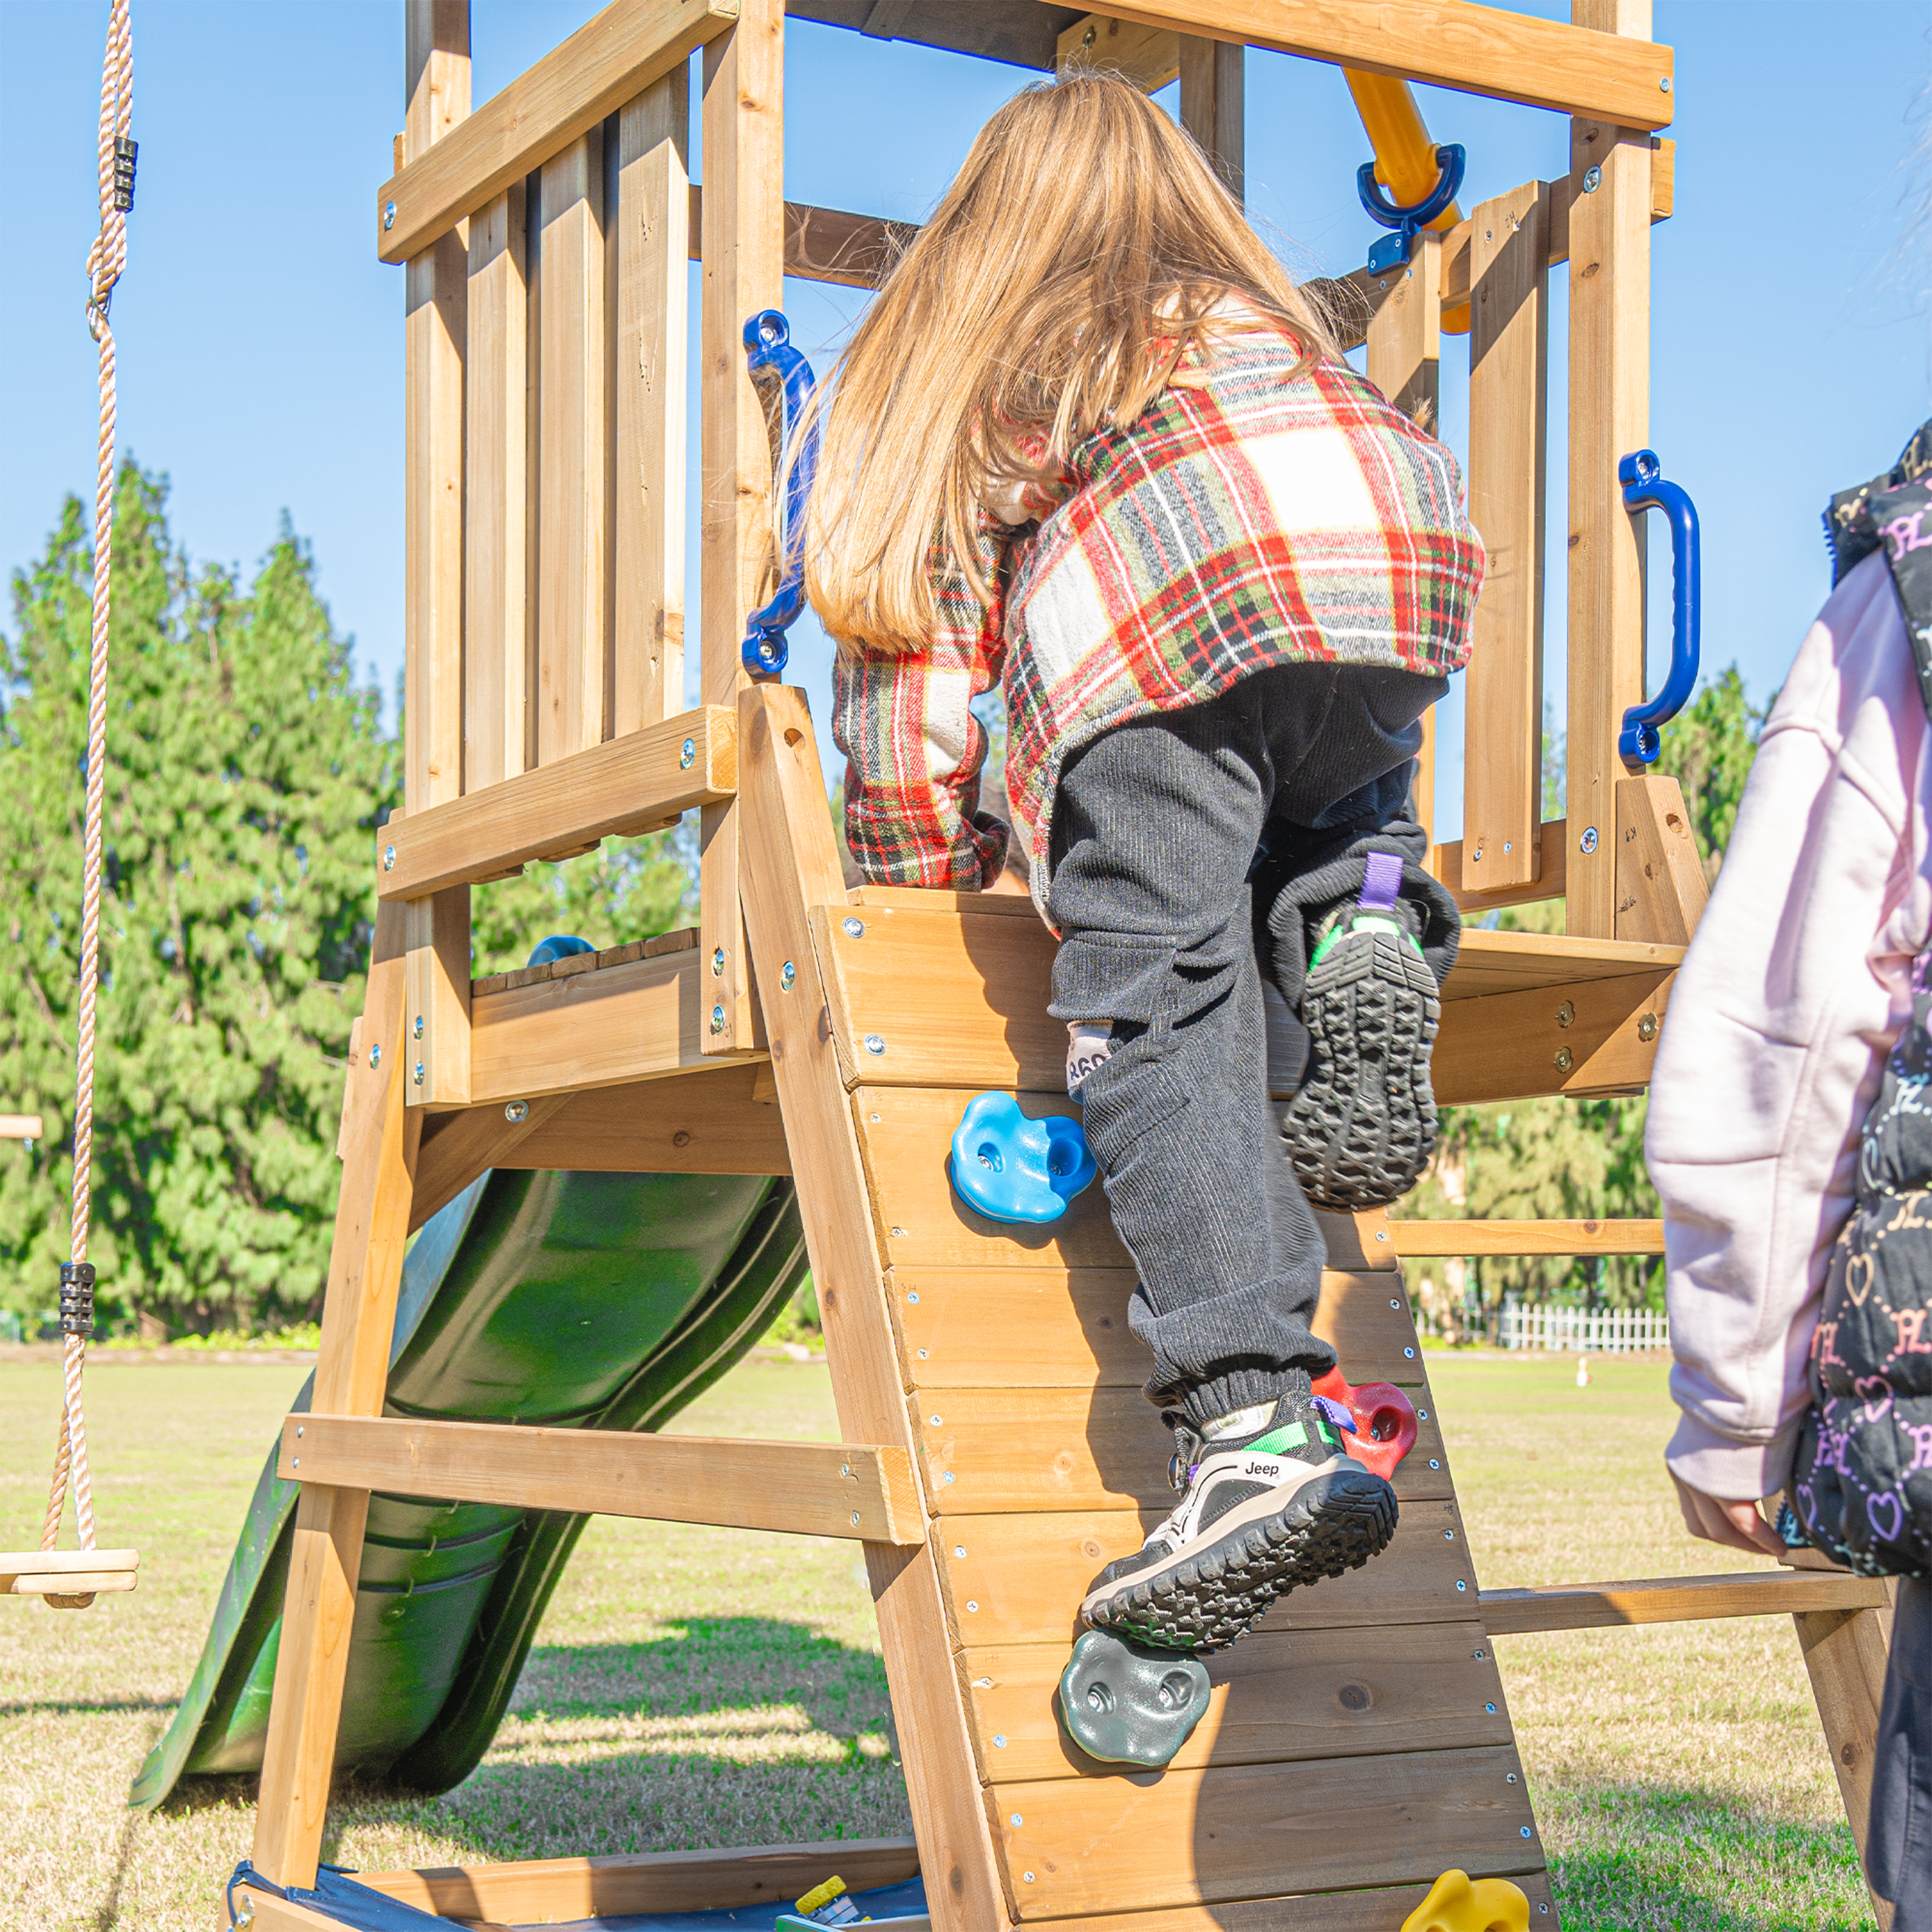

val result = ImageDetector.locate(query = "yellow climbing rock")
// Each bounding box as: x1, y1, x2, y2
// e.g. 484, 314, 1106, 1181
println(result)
1400, 1869, 1531, 1932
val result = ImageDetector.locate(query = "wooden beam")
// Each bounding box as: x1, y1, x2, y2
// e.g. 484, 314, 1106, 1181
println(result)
408, 1092, 569, 1229
1179, 36, 1243, 198
1480, 1569, 1887, 1636
405, 883, 472, 1106
1434, 818, 1567, 912
1075, 0, 1674, 129
1615, 772, 1709, 944
1432, 968, 1672, 1106
278, 1414, 922, 1545
1794, 1596, 1898, 1915
1057, 14, 1181, 88
357, 1839, 923, 1923
498, 1063, 791, 1175
1388, 1217, 1662, 1257
376, 0, 738, 263
377, 708, 734, 900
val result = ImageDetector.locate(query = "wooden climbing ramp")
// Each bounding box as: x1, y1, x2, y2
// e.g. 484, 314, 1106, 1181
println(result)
229, 3, 1902, 1929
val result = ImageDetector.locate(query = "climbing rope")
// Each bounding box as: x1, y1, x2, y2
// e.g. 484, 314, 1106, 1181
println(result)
41, 0, 135, 1596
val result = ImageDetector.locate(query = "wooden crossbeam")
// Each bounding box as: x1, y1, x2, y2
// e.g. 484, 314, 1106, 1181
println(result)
1387, 1217, 1663, 1256
277, 1415, 923, 1545
1479, 1569, 1886, 1635
375, 709, 735, 901
376, 0, 737, 263
1434, 818, 1567, 911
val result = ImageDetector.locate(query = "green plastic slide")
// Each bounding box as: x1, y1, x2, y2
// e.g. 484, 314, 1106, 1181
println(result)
130, 1162, 808, 1810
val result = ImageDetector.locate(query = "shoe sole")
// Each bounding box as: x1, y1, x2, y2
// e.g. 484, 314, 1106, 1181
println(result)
1282, 927, 1439, 1211
1079, 1460, 1398, 1653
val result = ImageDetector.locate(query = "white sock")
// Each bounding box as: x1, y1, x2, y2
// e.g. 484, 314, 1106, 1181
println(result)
1202, 1400, 1276, 1442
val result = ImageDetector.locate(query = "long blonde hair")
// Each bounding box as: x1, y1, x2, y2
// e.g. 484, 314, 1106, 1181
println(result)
804, 71, 1337, 654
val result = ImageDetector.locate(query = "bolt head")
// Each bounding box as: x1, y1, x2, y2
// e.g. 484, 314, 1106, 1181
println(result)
863, 1033, 886, 1054
1660, 73, 1671, 91
1580, 825, 1600, 855
1582, 164, 1602, 193
413, 1015, 424, 1039
1637, 1012, 1659, 1042
1557, 1001, 1575, 1028
1555, 1046, 1574, 1072
383, 844, 395, 869
368, 1044, 381, 1069
781, 960, 796, 990
680, 737, 696, 769
842, 916, 864, 938
711, 946, 725, 976
710, 1004, 726, 1034
413, 1061, 424, 1085
504, 1100, 529, 1122
383, 200, 396, 231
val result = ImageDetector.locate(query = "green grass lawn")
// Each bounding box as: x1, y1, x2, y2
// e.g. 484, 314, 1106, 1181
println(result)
0, 1352, 1879, 1931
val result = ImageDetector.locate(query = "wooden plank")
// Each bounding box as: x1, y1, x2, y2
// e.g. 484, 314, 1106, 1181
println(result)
1461, 179, 1549, 896
1566, 0, 1654, 938
472, 926, 695, 995
1795, 1598, 1897, 1909
735, 683, 1010, 1932
913, 1388, 1451, 1519
465, 943, 710, 1108
234, 1892, 349, 1932
940, 1497, 1479, 1651
0, 1548, 139, 1596
1178, 37, 1242, 198
405, 884, 472, 1106
408, 1093, 569, 1230
497, 1062, 791, 1175
252, 902, 419, 1888
278, 1414, 922, 1544
1082, 0, 1673, 128
359, 1839, 923, 1922
1442, 927, 1680, 999
1057, 15, 1182, 89
996, 1873, 1558, 1932
891, 1267, 1424, 1392
536, 128, 611, 765
960, 1618, 1511, 1783
1364, 231, 1439, 428
377, 709, 734, 900
464, 182, 529, 793
989, 1745, 1540, 1918
1615, 772, 1709, 943
376, 0, 738, 263
698, 1, 784, 1058
1481, 1568, 1887, 1636
1434, 967, 1672, 1106
614, 74, 690, 734
1434, 818, 1566, 913
782, 197, 914, 287
1388, 1217, 1663, 1256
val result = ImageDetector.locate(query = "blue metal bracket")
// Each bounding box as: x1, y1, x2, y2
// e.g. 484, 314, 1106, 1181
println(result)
1617, 448, 1701, 766
740, 310, 821, 679
1356, 144, 1464, 278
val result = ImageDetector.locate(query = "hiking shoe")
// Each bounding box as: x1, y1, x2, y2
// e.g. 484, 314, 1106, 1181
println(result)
1079, 1387, 1397, 1652
1280, 849, 1441, 1211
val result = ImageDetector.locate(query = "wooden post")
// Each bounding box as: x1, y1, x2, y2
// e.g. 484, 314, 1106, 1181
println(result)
1615, 772, 1707, 943
1463, 180, 1549, 896
1795, 1596, 1898, 1929
251, 905, 421, 1886
1365, 232, 1441, 848
699, 0, 782, 1056
735, 685, 1008, 1932
404, 0, 473, 1109
1565, 0, 1652, 938
1179, 36, 1242, 199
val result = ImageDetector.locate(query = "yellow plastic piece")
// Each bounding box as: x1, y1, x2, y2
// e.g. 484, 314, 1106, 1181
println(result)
1400, 1868, 1531, 1932
1343, 70, 1472, 336
795, 1875, 849, 1916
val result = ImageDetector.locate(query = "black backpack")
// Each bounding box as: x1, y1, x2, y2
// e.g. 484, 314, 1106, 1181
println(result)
1789, 423, 1932, 1578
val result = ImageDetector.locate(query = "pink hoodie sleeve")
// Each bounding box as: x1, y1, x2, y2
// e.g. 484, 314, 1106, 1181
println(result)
1648, 551, 1932, 1500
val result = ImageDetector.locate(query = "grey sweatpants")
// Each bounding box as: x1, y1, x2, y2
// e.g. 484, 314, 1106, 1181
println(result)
1046, 663, 1450, 1430
1872, 1575, 1932, 1925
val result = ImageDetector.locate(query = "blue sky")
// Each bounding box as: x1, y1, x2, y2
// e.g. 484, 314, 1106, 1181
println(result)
3, 2, 1930, 840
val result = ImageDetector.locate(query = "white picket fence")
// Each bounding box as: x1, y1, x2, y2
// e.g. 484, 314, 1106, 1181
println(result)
1497, 1302, 1671, 1354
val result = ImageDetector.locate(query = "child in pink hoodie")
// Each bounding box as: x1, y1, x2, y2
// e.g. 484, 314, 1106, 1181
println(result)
1648, 425, 1932, 1922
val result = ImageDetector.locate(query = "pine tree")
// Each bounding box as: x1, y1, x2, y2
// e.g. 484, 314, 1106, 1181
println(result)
0, 468, 395, 1334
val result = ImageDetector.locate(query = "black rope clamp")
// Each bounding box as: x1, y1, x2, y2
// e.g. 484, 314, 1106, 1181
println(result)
60, 1263, 97, 1338
113, 137, 138, 213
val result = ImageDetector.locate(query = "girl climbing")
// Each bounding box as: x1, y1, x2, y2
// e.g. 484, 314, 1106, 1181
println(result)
811, 73, 1482, 1651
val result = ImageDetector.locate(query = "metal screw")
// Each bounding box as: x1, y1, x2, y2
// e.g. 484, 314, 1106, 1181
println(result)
1391, 1298, 1401, 1309
711, 947, 725, 976
917, 1347, 929, 1359
1486, 1701, 1498, 1714
1660, 74, 1671, 91
1010, 1813, 1023, 1826
1472, 848, 1482, 862
383, 200, 396, 232
1555, 1046, 1574, 1073
1419, 1408, 1430, 1421
413, 1061, 424, 1086
1582, 164, 1602, 193
942, 1471, 954, 1484
413, 1015, 424, 1039
954, 1545, 966, 1558
994, 1734, 1007, 1747
1374, 1229, 1388, 1242
710, 1004, 726, 1034
842, 916, 865, 938
1457, 1578, 1468, 1591
296, 1425, 303, 1437
368, 1044, 381, 1069
1404, 1345, 1416, 1359
1509, 1772, 1520, 1783
382, 843, 395, 871
1557, 1001, 1575, 1028
864, 1033, 886, 1054
781, 960, 796, 991
680, 737, 696, 769
1504, 840, 1513, 853
966, 1598, 978, 1611
505, 1100, 529, 1122
1580, 825, 1599, 854
1429, 1457, 1441, 1470
851, 1511, 860, 1526
1475, 1648, 1486, 1660
1637, 1011, 1659, 1042
291, 1458, 299, 1469
1023, 1872, 1036, 1884
1521, 1826, 1533, 1839
931, 1414, 942, 1425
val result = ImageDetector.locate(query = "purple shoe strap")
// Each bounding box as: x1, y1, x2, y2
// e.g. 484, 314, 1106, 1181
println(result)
1359, 849, 1404, 913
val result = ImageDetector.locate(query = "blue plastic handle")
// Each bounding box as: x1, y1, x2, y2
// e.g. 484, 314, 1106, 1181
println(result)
740, 310, 821, 679
1356, 144, 1465, 278
1616, 448, 1701, 765
949, 1092, 1096, 1226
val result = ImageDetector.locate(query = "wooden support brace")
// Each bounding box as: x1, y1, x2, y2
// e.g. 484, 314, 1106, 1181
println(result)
1795, 1595, 1898, 1926
1433, 967, 1672, 1106
1615, 772, 1709, 943
409, 1092, 569, 1229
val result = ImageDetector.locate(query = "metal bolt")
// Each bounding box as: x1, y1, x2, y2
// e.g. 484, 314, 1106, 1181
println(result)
1023, 1872, 1036, 1884
383, 843, 395, 870
1557, 1001, 1575, 1028
1486, 1701, 1498, 1714
1418, 1408, 1430, 1421
1429, 1458, 1441, 1470
1457, 1578, 1468, 1591
1521, 1826, 1534, 1839
994, 1734, 1007, 1747
1391, 1298, 1401, 1309
1475, 1648, 1485, 1660
917, 1347, 929, 1359
680, 737, 696, 769
1472, 848, 1482, 862
383, 200, 397, 232
711, 947, 725, 976
967, 1598, 978, 1611
1555, 1046, 1574, 1073
1637, 1011, 1659, 1043
1504, 840, 1513, 853
842, 916, 865, 938
296, 1425, 303, 1437
1660, 73, 1671, 91
1508, 1772, 1520, 1784
710, 1004, 726, 1034
291, 1458, 299, 1469
851, 1511, 860, 1526
505, 1100, 529, 1122
1404, 1345, 1416, 1359
1375, 1228, 1388, 1242
1010, 1813, 1023, 1827
781, 960, 796, 991
942, 1470, 954, 1484
1444, 1529, 1454, 1540
1580, 825, 1599, 855
413, 1061, 424, 1086
368, 1044, 381, 1069
413, 1015, 424, 1039
1582, 164, 1602, 193
954, 1545, 966, 1558
864, 1033, 886, 1054
931, 1414, 942, 1426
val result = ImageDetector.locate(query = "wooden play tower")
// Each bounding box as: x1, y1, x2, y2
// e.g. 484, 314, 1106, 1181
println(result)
236, 3, 1901, 1927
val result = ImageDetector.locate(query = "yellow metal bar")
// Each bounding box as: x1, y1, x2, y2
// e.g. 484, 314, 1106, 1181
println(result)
1344, 70, 1470, 333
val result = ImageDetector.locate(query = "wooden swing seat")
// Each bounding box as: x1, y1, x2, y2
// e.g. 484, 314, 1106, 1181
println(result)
1, 1547, 140, 1598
